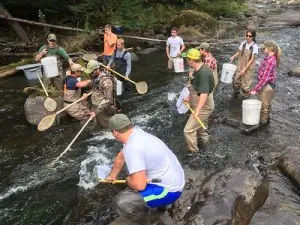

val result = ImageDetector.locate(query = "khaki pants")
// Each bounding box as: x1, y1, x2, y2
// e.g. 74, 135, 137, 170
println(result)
258, 84, 275, 123
168, 57, 178, 70
184, 94, 214, 151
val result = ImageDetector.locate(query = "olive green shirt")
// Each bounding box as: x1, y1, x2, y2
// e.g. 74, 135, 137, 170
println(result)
191, 64, 214, 94
38, 45, 70, 61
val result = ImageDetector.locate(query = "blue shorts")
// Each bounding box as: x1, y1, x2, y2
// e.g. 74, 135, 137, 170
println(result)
139, 183, 182, 208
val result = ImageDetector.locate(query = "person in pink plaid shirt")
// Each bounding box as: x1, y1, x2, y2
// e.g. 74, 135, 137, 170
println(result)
250, 40, 282, 125
199, 42, 218, 91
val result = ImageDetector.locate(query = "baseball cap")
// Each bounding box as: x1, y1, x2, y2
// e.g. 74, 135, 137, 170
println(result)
181, 48, 201, 60
109, 114, 132, 131
260, 40, 277, 51
85, 60, 100, 74
71, 64, 86, 72
199, 42, 210, 50
47, 33, 57, 41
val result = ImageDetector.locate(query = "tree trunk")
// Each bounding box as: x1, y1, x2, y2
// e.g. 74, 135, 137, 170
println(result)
0, 3, 30, 44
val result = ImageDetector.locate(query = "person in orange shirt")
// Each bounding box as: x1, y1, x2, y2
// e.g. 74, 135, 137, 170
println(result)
102, 24, 118, 65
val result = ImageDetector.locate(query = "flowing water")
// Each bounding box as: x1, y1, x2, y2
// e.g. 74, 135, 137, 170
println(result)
0, 21, 300, 225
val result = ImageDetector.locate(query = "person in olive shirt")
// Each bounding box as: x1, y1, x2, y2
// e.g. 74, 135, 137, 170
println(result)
35, 33, 74, 90
182, 48, 214, 152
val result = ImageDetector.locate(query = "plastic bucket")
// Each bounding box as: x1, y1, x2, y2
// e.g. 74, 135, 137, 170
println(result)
220, 63, 237, 83
242, 99, 262, 125
115, 78, 123, 96
173, 58, 184, 73
41, 56, 59, 78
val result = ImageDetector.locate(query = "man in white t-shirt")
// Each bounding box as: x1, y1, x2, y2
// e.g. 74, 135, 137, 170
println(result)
106, 114, 185, 224
166, 27, 185, 70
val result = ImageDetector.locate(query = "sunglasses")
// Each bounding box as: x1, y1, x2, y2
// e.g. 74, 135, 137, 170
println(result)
246, 35, 253, 38
49, 39, 56, 42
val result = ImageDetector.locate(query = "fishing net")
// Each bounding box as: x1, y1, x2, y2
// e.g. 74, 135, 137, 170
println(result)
38, 114, 56, 131
136, 81, 148, 94
44, 98, 57, 112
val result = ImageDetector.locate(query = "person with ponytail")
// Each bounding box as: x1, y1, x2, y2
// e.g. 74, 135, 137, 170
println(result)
250, 40, 281, 125
230, 29, 258, 98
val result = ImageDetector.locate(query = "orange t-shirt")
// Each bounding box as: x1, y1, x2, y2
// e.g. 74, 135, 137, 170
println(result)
103, 33, 117, 56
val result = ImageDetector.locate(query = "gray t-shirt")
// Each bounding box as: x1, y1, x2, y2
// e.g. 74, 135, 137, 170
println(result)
122, 128, 185, 192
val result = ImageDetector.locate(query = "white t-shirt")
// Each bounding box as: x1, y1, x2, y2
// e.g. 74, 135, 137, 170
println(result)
122, 128, 185, 192
167, 36, 184, 58
239, 41, 258, 54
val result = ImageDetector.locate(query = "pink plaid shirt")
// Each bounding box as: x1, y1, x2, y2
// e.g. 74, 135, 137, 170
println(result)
252, 55, 277, 92
203, 52, 217, 70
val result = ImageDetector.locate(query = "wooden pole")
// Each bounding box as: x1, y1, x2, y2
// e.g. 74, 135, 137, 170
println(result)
0, 15, 86, 32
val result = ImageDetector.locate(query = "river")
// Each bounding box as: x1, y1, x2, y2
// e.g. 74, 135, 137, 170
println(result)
0, 13, 300, 225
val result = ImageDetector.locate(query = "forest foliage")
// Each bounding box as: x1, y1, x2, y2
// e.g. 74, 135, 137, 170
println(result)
3, 0, 246, 31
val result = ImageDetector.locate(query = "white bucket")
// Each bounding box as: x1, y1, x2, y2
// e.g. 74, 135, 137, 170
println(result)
173, 58, 184, 73
242, 99, 262, 125
41, 56, 59, 78
115, 78, 123, 96
220, 63, 237, 83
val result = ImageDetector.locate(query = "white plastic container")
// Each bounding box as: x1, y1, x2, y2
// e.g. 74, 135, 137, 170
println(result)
41, 56, 59, 78
242, 99, 262, 125
173, 58, 184, 73
115, 78, 123, 96
220, 63, 237, 83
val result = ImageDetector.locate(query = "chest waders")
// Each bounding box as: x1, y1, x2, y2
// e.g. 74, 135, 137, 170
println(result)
63, 81, 91, 121
233, 43, 255, 95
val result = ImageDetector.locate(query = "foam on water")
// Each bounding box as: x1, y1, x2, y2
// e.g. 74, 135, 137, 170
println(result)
85, 131, 114, 142
77, 145, 111, 190
167, 92, 177, 102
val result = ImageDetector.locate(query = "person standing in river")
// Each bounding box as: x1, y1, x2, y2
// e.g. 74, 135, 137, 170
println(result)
107, 38, 132, 92
102, 24, 118, 65
85, 60, 118, 128
35, 33, 74, 90
250, 40, 281, 125
166, 27, 185, 71
106, 113, 185, 225
230, 29, 258, 98
183, 49, 214, 152
199, 42, 218, 91
63, 64, 95, 121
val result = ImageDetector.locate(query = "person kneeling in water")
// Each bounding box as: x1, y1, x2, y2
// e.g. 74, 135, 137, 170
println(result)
106, 114, 185, 225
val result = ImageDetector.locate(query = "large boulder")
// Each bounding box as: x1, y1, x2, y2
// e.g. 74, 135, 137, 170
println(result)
182, 168, 269, 225
138, 47, 159, 55
171, 10, 219, 40
250, 171, 300, 225
288, 67, 300, 77
278, 146, 300, 188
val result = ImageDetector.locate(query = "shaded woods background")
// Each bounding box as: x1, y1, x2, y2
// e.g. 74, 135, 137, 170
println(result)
2, 0, 245, 31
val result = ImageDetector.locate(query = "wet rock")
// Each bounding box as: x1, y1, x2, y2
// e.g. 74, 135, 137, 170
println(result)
278, 146, 300, 188
138, 48, 159, 55
182, 168, 269, 225
131, 52, 139, 62
250, 171, 300, 225
24, 95, 63, 125
288, 67, 300, 77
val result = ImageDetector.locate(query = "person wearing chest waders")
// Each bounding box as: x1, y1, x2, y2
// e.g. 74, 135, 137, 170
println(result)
63, 64, 95, 121
183, 49, 214, 152
35, 33, 74, 90
250, 40, 281, 125
230, 29, 258, 98
107, 38, 132, 92
85, 60, 119, 128
106, 114, 185, 225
